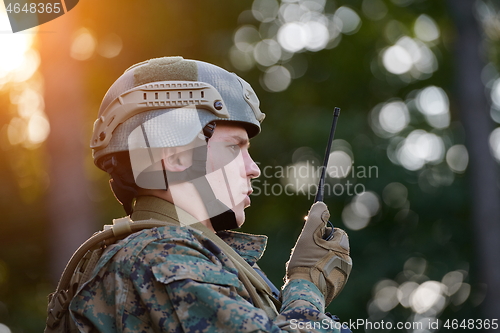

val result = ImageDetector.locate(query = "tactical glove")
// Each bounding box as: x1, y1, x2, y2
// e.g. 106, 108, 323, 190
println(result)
286, 201, 352, 306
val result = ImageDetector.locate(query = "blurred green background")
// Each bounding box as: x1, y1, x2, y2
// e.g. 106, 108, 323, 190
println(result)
1, 0, 500, 332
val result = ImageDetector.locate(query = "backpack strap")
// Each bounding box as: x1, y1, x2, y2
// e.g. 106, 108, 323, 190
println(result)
45, 218, 174, 332
190, 222, 281, 318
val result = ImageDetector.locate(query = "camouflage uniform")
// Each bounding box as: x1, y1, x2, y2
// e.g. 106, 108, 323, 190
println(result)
69, 195, 341, 332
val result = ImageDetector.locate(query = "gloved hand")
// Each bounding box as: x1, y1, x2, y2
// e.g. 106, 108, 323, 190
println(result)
286, 201, 352, 306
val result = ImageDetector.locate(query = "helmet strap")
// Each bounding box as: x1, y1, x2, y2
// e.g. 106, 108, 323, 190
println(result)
190, 177, 238, 231
109, 178, 137, 216
165, 122, 239, 231
102, 155, 138, 215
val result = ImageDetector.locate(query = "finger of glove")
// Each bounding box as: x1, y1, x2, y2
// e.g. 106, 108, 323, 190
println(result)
313, 227, 350, 254
331, 228, 350, 252
300, 201, 330, 239
288, 202, 330, 271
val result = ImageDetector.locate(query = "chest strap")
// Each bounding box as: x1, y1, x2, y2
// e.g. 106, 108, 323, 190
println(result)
191, 221, 281, 318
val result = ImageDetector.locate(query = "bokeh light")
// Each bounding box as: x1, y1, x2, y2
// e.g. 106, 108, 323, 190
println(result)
0, 323, 12, 333
7, 79, 49, 148
97, 33, 123, 59
284, 160, 319, 194
282, 147, 321, 195
3, 49, 40, 84
277, 22, 306, 53
489, 127, 500, 162
277, 20, 330, 52
0, 10, 37, 86
477, 0, 500, 41
414, 14, 440, 42
410, 281, 446, 314
404, 257, 427, 278
262, 65, 291, 92
446, 145, 469, 173
352, 191, 380, 218
303, 20, 330, 51
326, 150, 352, 178
373, 279, 399, 312
369, 259, 472, 318
231, 0, 361, 91
234, 25, 261, 52
491, 78, 500, 108
0, 5, 49, 149
291, 146, 319, 164
416, 86, 450, 129
379, 101, 410, 134
370, 100, 410, 138
15, 86, 43, 118
418, 164, 455, 190
361, 0, 387, 21
334, 6, 361, 35
254, 39, 281, 66
229, 46, 255, 71
396, 130, 445, 171
342, 203, 370, 230
342, 191, 379, 230
382, 182, 408, 208
384, 20, 410, 44
451, 283, 471, 306
27, 113, 50, 144
7, 117, 27, 146
70, 27, 97, 61
382, 44, 412, 74
398, 281, 419, 308
252, 0, 279, 23
441, 270, 465, 296
327, 139, 353, 178
381, 36, 437, 79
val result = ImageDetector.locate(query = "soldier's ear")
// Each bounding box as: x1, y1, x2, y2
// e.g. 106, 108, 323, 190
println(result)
162, 147, 192, 172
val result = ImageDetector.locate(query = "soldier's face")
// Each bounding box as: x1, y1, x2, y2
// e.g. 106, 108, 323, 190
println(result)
205, 122, 261, 227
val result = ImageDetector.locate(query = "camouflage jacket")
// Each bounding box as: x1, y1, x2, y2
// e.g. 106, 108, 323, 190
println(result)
69, 196, 342, 332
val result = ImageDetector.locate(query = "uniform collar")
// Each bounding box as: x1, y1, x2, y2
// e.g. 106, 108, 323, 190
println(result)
131, 195, 267, 265
131, 195, 188, 223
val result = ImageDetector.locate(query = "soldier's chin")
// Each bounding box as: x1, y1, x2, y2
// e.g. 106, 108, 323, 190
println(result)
234, 201, 246, 227
235, 211, 245, 228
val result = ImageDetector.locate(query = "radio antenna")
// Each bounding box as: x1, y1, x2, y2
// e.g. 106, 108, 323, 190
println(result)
314, 107, 340, 241
315, 107, 341, 203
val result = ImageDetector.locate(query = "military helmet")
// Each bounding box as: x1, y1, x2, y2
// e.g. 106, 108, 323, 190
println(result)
90, 56, 264, 223
91, 56, 265, 169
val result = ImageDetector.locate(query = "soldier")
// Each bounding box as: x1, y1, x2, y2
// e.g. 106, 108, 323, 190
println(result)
47, 56, 352, 332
